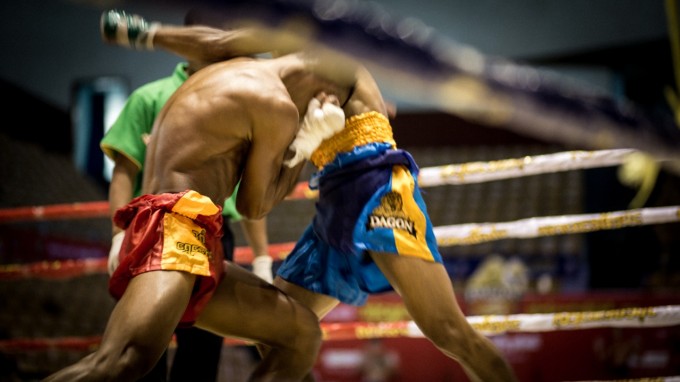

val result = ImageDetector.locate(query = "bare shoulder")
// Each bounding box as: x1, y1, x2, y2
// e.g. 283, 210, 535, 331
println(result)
245, 80, 299, 143
178, 59, 293, 117
226, 64, 298, 124
204, 59, 292, 103
174, 57, 298, 140
249, 92, 298, 142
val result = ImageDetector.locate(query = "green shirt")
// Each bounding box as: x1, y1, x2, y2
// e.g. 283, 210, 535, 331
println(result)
100, 62, 242, 220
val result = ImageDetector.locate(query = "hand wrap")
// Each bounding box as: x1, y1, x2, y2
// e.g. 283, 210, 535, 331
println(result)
252, 255, 274, 283
284, 98, 345, 168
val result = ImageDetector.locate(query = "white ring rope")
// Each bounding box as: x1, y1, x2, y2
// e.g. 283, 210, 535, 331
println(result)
2, 205, 678, 278
217, 0, 680, 173
418, 148, 636, 187
434, 205, 680, 246
1, 305, 677, 350
570, 378, 680, 382
333, 306, 680, 340
468, 305, 680, 335
0, 148, 642, 222
401, 305, 680, 338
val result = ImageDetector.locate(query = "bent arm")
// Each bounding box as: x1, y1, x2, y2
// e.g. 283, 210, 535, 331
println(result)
240, 217, 270, 260
240, 217, 274, 282
342, 66, 390, 118
236, 104, 305, 219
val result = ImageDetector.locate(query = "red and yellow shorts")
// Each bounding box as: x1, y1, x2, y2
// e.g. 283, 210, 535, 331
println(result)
109, 190, 225, 326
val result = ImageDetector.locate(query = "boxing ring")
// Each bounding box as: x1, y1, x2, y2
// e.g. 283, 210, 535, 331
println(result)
2, 147, 680, 381
3, 0, 680, 379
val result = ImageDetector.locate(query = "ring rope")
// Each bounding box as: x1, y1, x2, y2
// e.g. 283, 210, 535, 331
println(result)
434, 205, 680, 246
2, 3, 676, 377
0, 241, 298, 280
417, 148, 636, 187
571, 378, 680, 382
1, 305, 677, 352
1, 205, 678, 280
0, 201, 109, 224
0, 148, 641, 223
291, 148, 638, 198
220, 0, 680, 171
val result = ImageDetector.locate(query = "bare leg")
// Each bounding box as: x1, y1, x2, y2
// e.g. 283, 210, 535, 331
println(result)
196, 262, 323, 382
266, 275, 341, 382
369, 252, 518, 382
43, 271, 195, 381
273, 276, 341, 319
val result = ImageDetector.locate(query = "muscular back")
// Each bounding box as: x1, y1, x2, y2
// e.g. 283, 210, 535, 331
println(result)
143, 53, 349, 218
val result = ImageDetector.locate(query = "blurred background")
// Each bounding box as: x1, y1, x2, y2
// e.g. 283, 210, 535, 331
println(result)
0, 0, 679, 381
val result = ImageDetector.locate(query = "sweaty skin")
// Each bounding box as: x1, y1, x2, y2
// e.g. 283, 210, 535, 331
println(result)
96, 14, 519, 382
43, 52, 350, 382
149, 25, 518, 382
144, 54, 350, 218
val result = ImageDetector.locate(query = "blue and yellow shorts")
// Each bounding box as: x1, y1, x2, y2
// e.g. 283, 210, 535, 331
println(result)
277, 112, 441, 306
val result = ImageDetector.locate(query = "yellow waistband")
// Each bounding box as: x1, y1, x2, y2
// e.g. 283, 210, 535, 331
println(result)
310, 111, 396, 169
171, 190, 220, 220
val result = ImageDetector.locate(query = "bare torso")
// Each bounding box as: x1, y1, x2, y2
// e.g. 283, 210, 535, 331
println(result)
143, 53, 353, 217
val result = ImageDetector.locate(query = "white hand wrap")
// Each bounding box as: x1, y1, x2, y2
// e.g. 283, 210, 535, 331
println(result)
108, 231, 125, 276
252, 255, 274, 283
284, 98, 346, 168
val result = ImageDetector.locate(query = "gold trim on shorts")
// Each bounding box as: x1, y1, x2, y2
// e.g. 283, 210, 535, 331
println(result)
310, 111, 396, 169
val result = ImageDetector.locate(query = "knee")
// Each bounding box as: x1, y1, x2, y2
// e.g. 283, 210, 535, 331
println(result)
417, 316, 479, 357
285, 307, 323, 361
294, 310, 323, 353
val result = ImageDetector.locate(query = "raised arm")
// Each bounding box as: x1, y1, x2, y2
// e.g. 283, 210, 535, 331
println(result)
151, 25, 279, 62
236, 91, 346, 218
100, 10, 303, 63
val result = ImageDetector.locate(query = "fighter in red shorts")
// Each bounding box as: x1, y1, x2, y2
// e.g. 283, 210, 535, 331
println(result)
43, 33, 352, 381
108, 190, 225, 326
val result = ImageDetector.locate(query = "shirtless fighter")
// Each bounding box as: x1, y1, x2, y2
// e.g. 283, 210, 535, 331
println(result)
43, 45, 351, 382
93, 10, 518, 382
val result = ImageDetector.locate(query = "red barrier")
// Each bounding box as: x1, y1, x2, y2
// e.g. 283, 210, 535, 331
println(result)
0, 182, 315, 224
0, 201, 110, 223
0, 241, 298, 280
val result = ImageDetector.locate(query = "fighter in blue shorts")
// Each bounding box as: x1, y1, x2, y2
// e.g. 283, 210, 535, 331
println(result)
272, 66, 518, 382
278, 111, 442, 305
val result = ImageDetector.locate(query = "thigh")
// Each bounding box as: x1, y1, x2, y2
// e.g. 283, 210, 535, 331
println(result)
196, 262, 325, 346
98, 270, 195, 361
369, 252, 467, 324
274, 276, 340, 319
